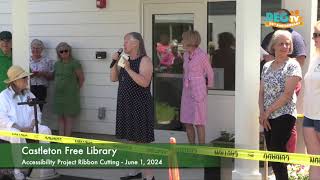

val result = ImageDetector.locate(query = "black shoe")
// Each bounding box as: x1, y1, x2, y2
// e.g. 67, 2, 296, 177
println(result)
0, 175, 13, 180
143, 176, 155, 180
120, 172, 142, 180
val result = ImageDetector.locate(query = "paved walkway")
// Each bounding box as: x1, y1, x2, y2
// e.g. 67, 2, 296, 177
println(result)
56, 168, 204, 180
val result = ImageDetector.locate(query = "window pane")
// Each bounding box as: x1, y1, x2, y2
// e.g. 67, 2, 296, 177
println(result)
207, 1, 281, 91
208, 1, 236, 91
319, 0, 320, 20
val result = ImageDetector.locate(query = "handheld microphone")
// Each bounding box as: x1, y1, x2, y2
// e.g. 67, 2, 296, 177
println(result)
110, 48, 123, 68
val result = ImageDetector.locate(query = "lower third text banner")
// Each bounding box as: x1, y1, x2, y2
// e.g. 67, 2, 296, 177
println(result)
0, 144, 218, 168
1, 130, 320, 168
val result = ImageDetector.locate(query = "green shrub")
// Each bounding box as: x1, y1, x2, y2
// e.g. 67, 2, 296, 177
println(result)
156, 102, 176, 123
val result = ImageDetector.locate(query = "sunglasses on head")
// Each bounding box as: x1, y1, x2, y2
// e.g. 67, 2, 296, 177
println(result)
313, 33, 320, 38
59, 49, 69, 54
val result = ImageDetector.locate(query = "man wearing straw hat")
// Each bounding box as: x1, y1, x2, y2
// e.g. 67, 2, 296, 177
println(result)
0, 65, 51, 180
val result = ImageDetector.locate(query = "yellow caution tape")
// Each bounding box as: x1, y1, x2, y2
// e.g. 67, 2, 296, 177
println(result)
0, 130, 168, 156
1, 129, 320, 166
176, 145, 320, 166
297, 114, 304, 119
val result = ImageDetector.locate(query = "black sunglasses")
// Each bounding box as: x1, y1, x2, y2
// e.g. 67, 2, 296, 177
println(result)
59, 50, 69, 54
313, 33, 320, 38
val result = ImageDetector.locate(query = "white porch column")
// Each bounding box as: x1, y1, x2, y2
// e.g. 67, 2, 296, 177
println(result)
282, 0, 318, 154
12, 0, 29, 69
232, 0, 262, 179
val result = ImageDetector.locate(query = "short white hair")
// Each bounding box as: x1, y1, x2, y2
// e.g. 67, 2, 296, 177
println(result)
267, 30, 293, 55
31, 39, 45, 49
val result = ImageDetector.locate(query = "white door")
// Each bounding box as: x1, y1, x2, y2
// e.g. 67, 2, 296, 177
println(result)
143, 1, 207, 143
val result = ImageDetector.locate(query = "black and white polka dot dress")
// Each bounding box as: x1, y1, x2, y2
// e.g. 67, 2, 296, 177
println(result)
115, 56, 154, 143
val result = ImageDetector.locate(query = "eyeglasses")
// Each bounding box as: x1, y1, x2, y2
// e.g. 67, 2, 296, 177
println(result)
59, 50, 69, 54
313, 33, 320, 38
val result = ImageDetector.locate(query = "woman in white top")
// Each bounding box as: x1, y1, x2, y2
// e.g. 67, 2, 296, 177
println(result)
259, 30, 302, 180
303, 21, 320, 179
29, 39, 53, 111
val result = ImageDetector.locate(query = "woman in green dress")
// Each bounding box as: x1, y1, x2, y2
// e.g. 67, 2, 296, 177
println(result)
53, 42, 84, 136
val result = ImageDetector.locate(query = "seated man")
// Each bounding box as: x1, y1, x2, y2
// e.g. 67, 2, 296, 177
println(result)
0, 65, 51, 180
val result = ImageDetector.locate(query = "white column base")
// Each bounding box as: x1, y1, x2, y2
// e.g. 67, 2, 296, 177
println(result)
232, 170, 262, 180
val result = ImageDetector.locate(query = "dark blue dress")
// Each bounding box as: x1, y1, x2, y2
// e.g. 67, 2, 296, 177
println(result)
115, 56, 154, 143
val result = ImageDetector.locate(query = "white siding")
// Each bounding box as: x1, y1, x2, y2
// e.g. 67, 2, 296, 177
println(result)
0, 0, 11, 32
0, 0, 141, 134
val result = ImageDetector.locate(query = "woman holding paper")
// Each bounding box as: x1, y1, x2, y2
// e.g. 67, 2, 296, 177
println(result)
110, 32, 154, 180
29, 39, 53, 112
110, 32, 154, 143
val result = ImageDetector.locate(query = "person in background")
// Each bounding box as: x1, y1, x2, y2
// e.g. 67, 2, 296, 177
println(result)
261, 9, 306, 154
303, 21, 320, 179
208, 41, 215, 65
0, 31, 12, 92
0, 65, 51, 180
261, 9, 306, 66
53, 42, 84, 137
110, 32, 154, 180
168, 39, 183, 73
260, 46, 269, 61
211, 32, 235, 90
260, 47, 269, 76
259, 30, 301, 180
29, 39, 53, 111
180, 30, 214, 144
156, 34, 175, 69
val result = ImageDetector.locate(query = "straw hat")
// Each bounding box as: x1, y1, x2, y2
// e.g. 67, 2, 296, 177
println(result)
4, 65, 32, 84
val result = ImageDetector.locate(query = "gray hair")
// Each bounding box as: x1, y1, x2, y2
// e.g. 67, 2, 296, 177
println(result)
125, 32, 147, 57
31, 39, 45, 49
267, 30, 293, 55
56, 42, 72, 60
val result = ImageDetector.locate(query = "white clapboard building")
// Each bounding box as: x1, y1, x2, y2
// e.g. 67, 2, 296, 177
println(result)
0, 0, 318, 179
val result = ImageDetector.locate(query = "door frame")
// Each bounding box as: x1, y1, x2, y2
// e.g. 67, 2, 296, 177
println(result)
142, 0, 207, 56
142, 0, 207, 143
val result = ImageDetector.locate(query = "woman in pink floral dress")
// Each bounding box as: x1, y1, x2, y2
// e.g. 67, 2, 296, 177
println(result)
180, 30, 214, 144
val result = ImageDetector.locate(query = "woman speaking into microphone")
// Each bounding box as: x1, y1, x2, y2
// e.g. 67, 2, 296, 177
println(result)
110, 32, 154, 180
